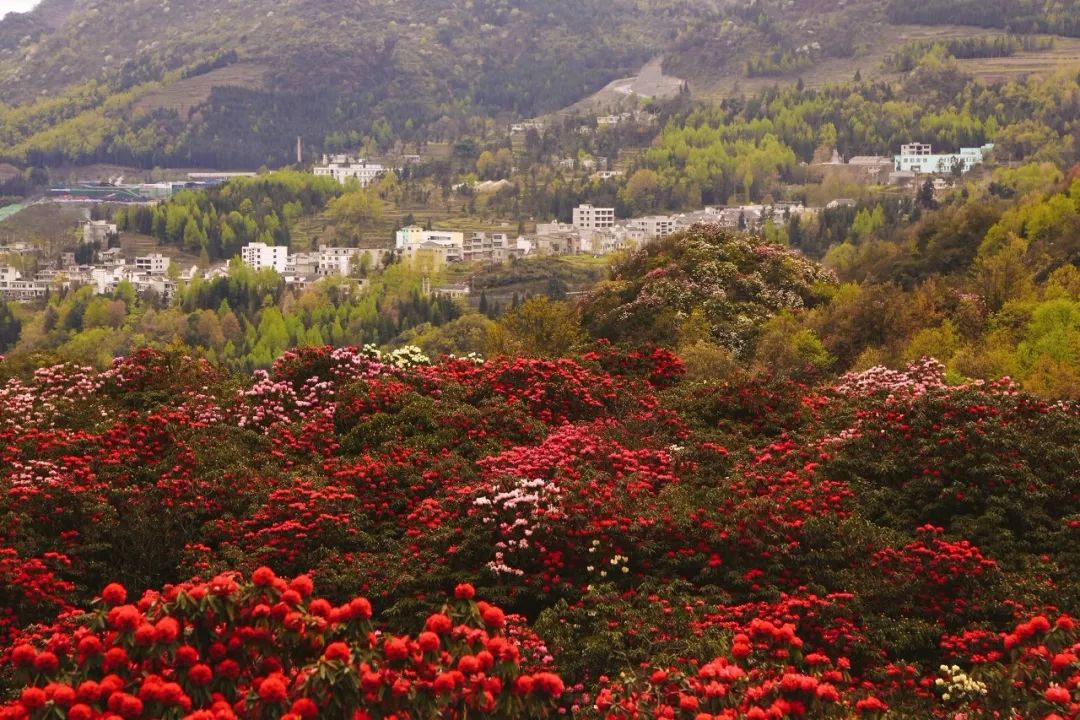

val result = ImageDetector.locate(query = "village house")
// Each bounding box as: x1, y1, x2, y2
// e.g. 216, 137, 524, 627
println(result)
317, 247, 356, 276
509, 120, 545, 134
286, 252, 319, 277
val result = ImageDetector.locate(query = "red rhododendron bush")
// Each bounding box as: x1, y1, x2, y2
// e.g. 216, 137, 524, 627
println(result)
2, 348, 1080, 719
1, 570, 563, 720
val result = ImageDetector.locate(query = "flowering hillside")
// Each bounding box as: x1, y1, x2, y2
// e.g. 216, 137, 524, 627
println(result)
1, 346, 1079, 719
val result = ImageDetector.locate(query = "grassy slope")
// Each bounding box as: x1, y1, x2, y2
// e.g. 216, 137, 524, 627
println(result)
131, 64, 269, 118
0, 203, 85, 248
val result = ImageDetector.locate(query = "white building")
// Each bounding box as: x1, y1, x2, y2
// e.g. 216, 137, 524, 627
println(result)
241, 243, 288, 273
0, 265, 48, 301
627, 215, 677, 239
89, 266, 124, 294
572, 204, 616, 230
317, 246, 364, 276
492, 234, 528, 263
286, 252, 319, 276
894, 143, 994, 174
134, 254, 171, 276
395, 225, 427, 251
313, 155, 389, 187
82, 220, 117, 248
100, 248, 126, 268
431, 283, 471, 299
510, 120, 545, 134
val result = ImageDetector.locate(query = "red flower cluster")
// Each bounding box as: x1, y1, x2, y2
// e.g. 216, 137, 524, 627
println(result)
1, 571, 562, 720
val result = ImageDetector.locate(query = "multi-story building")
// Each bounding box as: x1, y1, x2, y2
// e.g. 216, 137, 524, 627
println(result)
397, 228, 465, 265
241, 243, 288, 273
0, 265, 48, 301
99, 248, 126, 268
533, 230, 583, 256
463, 232, 494, 263
134, 254, 171, 276
394, 225, 427, 250
317, 246, 361, 276
894, 143, 994, 174
490, 234, 527, 263
286, 252, 319, 276
82, 220, 117, 248
313, 155, 389, 187
572, 204, 616, 230
627, 215, 677, 240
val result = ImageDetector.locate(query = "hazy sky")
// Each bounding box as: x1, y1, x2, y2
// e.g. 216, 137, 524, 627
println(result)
0, 0, 39, 16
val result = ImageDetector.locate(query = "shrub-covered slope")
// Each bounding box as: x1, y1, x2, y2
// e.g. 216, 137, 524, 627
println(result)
0, 343, 1078, 718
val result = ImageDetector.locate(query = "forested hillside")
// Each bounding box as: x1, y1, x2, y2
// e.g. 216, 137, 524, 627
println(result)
0, 0, 723, 168
888, 0, 1080, 35
6, 0, 1077, 169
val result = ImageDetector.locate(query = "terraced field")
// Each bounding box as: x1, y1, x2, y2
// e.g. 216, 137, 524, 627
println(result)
133, 64, 269, 119
691, 25, 1080, 97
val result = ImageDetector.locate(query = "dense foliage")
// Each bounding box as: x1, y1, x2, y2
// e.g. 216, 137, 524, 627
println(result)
637, 62, 1080, 207
776, 164, 1080, 398
882, 35, 1054, 73
113, 172, 346, 261
580, 225, 834, 352
0, 343, 1077, 719
888, 0, 1080, 36
3, 260, 459, 373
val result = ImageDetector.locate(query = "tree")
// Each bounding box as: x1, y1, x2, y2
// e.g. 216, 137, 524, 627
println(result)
753, 311, 833, 377
620, 169, 662, 215
973, 237, 1033, 311
476, 151, 496, 180
327, 189, 383, 227
918, 179, 937, 209
486, 296, 586, 358
183, 218, 208, 252
0, 301, 21, 351
546, 276, 568, 301
257, 308, 290, 355
494, 148, 514, 178
406, 314, 495, 357
195, 310, 226, 348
